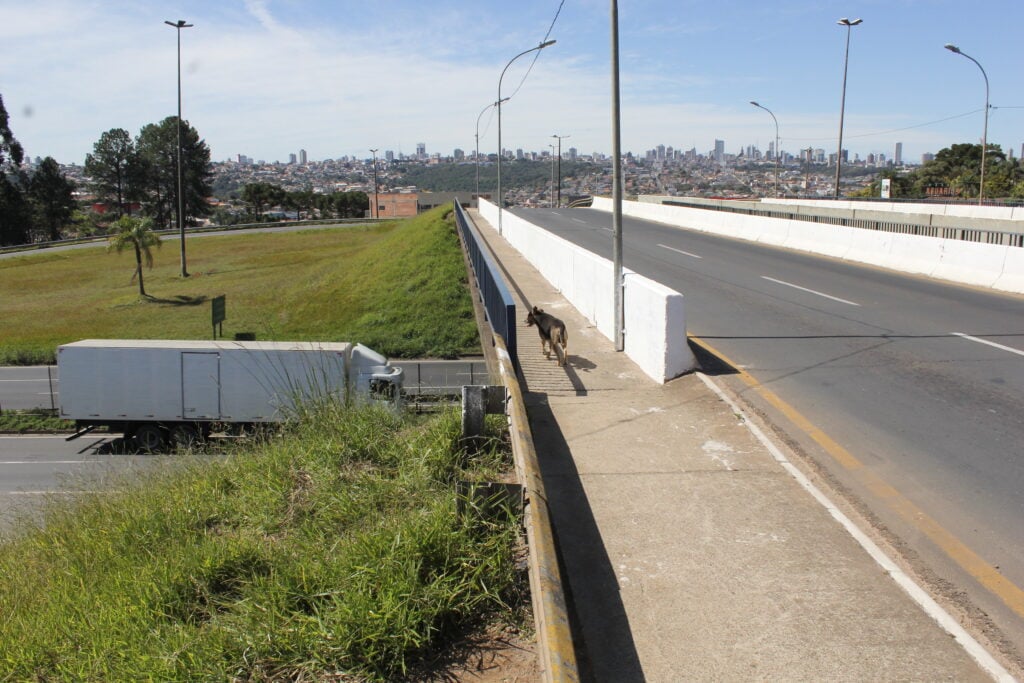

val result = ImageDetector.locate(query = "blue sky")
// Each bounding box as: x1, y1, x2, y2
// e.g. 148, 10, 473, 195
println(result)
1, 0, 1021, 166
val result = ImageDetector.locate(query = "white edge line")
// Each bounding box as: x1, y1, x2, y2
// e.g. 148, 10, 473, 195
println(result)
762, 276, 861, 307
953, 333, 1024, 358
696, 371, 1014, 682
657, 243, 702, 259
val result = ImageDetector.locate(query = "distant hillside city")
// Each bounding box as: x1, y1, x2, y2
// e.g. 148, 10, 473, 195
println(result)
41, 140, 941, 225
3, 85, 1022, 247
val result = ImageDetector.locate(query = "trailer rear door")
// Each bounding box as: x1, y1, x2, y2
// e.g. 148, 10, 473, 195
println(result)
182, 352, 220, 419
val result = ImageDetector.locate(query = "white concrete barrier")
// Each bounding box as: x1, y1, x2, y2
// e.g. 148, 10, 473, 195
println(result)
479, 199, 696, 382
591, 198, 1021, 294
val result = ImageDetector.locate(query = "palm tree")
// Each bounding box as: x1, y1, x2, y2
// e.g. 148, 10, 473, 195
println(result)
108, 215, 161, 297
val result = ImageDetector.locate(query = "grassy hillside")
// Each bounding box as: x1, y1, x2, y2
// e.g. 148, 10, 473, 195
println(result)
0, 207, 479, 364
0, 405, 526, 681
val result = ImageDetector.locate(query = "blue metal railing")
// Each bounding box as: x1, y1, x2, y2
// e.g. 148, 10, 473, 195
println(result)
453, 201, 518, 375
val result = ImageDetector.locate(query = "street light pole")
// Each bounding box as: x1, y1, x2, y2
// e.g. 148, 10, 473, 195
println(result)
945, 44, 990, 205
551, 134, 570, 207
611, 0, 624, 351
475, 98, 508, 203
750, 101, 780, 198
369, 149, 379, 218
165, 19, 193, 277
548, 144, 556, 208
835, 17, 862, 199
497, 39, 556, 234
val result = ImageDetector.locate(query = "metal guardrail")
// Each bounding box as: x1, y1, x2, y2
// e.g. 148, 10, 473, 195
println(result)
662, 198, 1024, 247
0, 218, 385, 255
493, 335, 578, 682
452, 200, 518, 374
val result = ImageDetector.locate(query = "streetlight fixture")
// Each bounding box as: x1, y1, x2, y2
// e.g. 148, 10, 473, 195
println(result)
834, 17, 862, 199
551, 134, 570, 207
165, 19, 193, 277
475, 98, 508, 202
749, 101, 780, 198
497, 39, 556, 234
945, 44, 990, 204
369, 149, 379, 218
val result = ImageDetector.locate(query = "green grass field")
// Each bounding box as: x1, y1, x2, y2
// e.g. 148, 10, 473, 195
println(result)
0, 208, 480, 364
0, 405, 526, 681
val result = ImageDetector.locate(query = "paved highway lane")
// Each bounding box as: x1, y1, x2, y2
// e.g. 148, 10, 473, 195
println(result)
0, 434, 157, 536
513, 206, 1024, 653
0, 366, 58, 410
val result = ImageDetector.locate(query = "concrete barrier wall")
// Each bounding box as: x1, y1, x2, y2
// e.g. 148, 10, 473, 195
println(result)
592, 197, 1023, 294
760, 197, 1022, 222
479, 199, 695, 382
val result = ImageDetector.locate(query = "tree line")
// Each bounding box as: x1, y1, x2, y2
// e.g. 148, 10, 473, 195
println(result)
1, 92, 212, 247
853, 143, 1024, 200
237, 183, 368, 222
0, 95, 76, 245
84, 118, 212, 228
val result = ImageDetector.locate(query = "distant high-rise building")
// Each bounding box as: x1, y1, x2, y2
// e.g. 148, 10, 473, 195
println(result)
568, 147, 577, 161
454, 148, 465, 160
922, 152, 935, 164
299, 149, 307, 164
416, 142, 426, 158
714, 139, 725, 164
894, 142, 902, 166
656, 144, 666, 160
516, 148, 524, 160
289, 153, 297, 164
385, 150, 395, 162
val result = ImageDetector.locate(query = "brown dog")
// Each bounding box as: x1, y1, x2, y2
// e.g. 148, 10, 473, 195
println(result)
525, 306, 568, 366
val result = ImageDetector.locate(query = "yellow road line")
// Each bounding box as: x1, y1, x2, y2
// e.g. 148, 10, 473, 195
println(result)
690, 335, 1024, 621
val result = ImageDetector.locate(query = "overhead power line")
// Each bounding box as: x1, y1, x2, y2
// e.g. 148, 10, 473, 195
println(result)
507, 0, 565, 101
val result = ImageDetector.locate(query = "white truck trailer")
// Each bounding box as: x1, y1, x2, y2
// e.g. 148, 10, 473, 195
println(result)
58, 339, 403, 450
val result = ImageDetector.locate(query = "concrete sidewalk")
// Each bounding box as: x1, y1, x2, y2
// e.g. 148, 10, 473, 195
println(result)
467, 209, 998, 682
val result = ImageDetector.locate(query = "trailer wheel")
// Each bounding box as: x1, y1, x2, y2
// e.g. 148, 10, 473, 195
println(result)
171, 424, 201, 450
133, 423, 166, 452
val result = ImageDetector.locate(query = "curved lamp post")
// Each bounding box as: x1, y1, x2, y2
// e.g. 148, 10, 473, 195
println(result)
750, 101, 780, 198
945, 44, 990, 204
551, 134, 570, 207
165, 19, 193, 277
497, 39, 556, 234
369, 149, 379, 218
835, 17, 861, 199
475, 98, 508, 201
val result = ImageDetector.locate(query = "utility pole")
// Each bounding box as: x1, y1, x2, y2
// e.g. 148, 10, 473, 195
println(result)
551, 134, 570, 207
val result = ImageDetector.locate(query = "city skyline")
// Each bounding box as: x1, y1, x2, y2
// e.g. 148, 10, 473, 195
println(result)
2, 0, 1022, 166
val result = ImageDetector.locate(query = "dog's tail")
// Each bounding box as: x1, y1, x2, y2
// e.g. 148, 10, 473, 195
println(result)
552, 326, 568, 365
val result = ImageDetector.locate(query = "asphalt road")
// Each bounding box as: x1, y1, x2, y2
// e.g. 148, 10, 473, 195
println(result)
512, 206, 1024, 654
0, 434, 158, 537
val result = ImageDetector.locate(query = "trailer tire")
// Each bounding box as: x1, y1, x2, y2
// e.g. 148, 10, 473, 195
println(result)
133, 423, 166, 452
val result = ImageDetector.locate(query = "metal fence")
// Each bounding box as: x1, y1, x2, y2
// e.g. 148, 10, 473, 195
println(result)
452, 201, 518, 375
0, 218, 386, 255
663, 198, 1024, 247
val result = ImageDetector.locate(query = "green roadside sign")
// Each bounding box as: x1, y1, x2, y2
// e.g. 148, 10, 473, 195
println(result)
212, 295, 226, 338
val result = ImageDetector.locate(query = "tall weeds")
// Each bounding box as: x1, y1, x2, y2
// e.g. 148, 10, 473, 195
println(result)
0, 405, 523, 681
